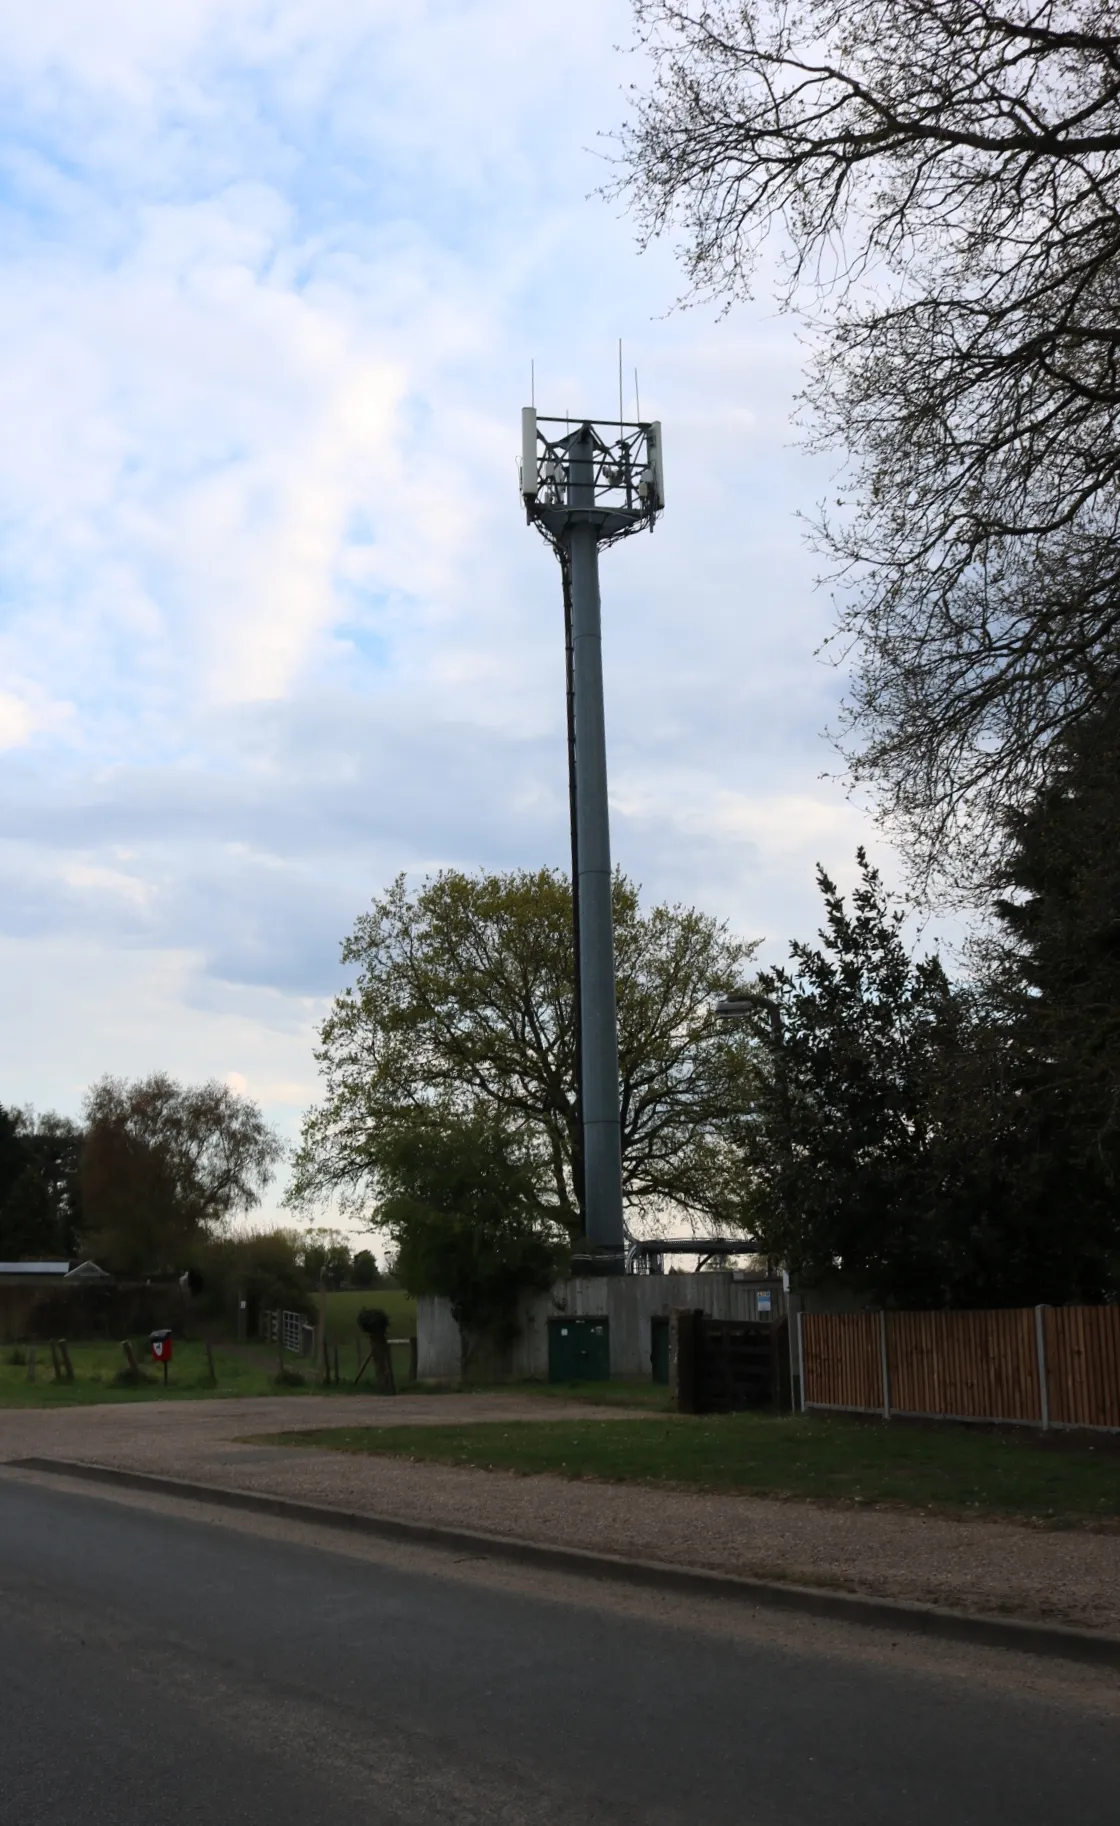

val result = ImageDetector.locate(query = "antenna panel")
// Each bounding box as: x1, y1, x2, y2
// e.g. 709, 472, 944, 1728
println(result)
648, 421, 665, 511
521, 407, 538, 499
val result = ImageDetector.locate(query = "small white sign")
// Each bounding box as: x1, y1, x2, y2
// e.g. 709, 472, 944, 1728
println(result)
757, 1290, 772, 1314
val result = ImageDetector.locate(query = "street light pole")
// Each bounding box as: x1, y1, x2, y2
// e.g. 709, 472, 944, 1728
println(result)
522, 408, 664, 1271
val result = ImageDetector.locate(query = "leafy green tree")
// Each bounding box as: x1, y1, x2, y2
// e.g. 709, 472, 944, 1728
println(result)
976, 695, 1120, 1297
374, 1112, 569, 1366
193, 1227, 314, 1330
740, 852, 979, 1304
351, 1249, 378, 1288
290, 868, 757, 1235
0, 1107, 24, 1215
81, 1073, 284, 1275
298, 1227, 352, 1290
0, 1108, 83, 1262
994, 695, 1120, 1148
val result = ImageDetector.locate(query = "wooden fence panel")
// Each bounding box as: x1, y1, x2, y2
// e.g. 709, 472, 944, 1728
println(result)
1045, 1307, 1120, 1429
888, 1309, 1040, 1422
802, 1312, 881, 1411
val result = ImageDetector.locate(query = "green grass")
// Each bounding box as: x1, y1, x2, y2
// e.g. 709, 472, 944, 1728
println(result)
0, 1338, 271, 1406
255, 1411, 1120, 1525
495, 1378, 674, 1411
0, 1287, 417, 1407
318, 1289, 416, 1343
390, 1376, 671, 1408
0, 1336, 409, 1407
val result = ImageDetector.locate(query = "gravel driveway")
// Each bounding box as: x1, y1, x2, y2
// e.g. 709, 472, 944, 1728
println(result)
1, 1393, 1118, 1634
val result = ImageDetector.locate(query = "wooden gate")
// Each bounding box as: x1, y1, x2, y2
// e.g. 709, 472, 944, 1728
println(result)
671, 1311, 789, 1413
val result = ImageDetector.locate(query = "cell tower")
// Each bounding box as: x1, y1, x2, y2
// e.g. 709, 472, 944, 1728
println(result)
521, 407, 665, 1271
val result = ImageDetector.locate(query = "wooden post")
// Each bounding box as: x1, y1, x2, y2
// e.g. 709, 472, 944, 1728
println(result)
366, 1328, 396, 1394
59, 1339, 74, 1383
205, 1340, 216, 1385
26, 1345, 36, 1383
49, 1340, 62, 1382
878, 1310, 891, 1421
1035, 1304, 1050, 1431
123, 1339, 139, 1375
333, 1344, 340, 1385
796, 1308, 806, 1412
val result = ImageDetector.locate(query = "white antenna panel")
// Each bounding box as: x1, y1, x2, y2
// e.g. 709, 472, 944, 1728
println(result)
648, 421, 665, 511
521, 407, 538, 500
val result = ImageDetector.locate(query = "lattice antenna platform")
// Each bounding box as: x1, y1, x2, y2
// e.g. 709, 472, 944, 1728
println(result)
520, 411, 664, 552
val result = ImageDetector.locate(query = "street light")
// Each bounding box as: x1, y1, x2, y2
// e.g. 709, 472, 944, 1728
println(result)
714, 993, 783, 1046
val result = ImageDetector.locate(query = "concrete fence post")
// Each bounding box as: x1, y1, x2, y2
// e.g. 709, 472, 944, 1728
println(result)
786, 1295, 802, 1413
879, 1310, 892, 1421
1034, 1304, 1050, 1430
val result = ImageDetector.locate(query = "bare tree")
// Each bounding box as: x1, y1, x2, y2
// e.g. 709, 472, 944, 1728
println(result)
619, 1, 1120, 893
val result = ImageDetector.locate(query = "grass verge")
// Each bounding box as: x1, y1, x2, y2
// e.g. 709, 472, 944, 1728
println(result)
480, 1378, 673, 1411
0, 1337, 413, 1406
254, 1411, 1120, 1526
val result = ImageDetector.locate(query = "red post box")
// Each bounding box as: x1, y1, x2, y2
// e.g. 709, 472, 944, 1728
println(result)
150, 1329, 173, 1383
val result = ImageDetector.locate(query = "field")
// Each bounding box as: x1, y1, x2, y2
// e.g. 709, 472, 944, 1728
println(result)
0, 1288, 417, 1407
318, 1289, 416, 1342
0, 1336, 410, 1407
0, 1339, 293, 1406
502, 1378, 672, 1411
258, 1409, 1120, 1525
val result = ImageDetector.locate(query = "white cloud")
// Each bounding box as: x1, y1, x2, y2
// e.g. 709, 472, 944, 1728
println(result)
0, 0, 920, 1143
0, 694, 35, 749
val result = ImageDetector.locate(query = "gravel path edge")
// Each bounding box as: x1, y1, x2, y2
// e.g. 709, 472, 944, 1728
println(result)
14, 1454, 1120, 1673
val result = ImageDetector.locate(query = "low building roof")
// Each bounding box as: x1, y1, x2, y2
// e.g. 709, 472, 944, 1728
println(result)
0, 1259, 111, 1282
64, 1260, 111, 1281
0, 1261, 71, 1276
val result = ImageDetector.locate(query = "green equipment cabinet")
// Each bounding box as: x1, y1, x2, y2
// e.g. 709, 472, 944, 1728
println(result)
547, 1315, 610, 1383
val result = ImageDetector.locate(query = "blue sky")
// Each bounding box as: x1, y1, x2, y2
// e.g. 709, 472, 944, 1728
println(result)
0, 1, 888, 1225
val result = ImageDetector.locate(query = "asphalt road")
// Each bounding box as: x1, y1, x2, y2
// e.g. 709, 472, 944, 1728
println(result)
1, 1477, 1117, 1825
